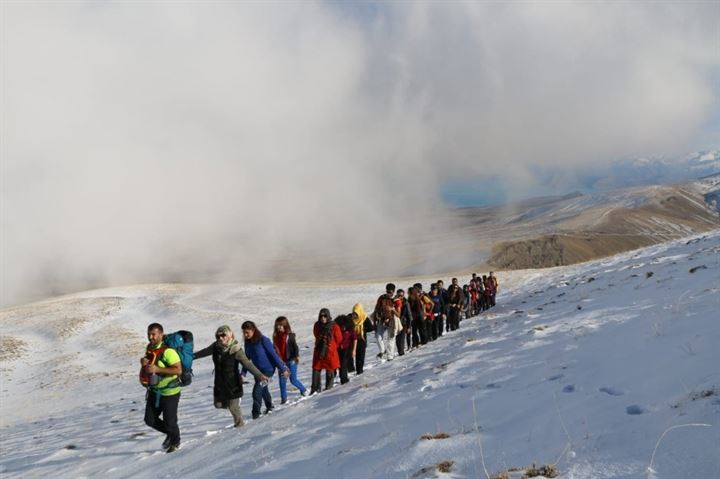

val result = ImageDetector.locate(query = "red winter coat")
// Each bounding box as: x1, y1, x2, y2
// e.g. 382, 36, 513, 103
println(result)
312, 322, 343, 370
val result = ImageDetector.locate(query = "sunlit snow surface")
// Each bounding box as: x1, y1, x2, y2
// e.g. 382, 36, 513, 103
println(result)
1, 232, 719, 478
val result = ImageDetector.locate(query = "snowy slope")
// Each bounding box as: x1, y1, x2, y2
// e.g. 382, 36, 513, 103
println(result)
1, 232, 719, 478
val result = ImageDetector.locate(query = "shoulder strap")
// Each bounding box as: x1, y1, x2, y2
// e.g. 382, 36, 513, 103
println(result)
147, 345, 169, 365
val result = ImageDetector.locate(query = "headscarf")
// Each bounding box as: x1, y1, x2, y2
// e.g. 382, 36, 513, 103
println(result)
352, 303, 367, 337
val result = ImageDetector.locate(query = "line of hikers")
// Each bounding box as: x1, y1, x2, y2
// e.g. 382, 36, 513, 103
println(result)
139, 272, 498, 452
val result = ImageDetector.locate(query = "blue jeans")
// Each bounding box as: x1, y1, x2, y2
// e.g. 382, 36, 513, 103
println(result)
279, 361, 306, 402
251, 375, 274, 418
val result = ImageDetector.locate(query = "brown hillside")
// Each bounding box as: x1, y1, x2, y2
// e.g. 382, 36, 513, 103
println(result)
488, 183, 720, 269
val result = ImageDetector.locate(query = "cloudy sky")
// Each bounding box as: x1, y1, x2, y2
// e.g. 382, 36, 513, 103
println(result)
2, 1, 718, 306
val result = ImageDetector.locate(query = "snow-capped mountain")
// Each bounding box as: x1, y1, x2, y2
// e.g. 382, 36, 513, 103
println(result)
582, 150, 720, 191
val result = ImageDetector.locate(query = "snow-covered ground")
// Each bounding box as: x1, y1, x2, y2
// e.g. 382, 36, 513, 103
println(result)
1, 231, 719, 478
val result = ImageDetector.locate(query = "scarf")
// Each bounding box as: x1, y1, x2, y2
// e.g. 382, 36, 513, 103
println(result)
315, 320, 334, 359
224, 338, 240, 355
274, 332, 288, 362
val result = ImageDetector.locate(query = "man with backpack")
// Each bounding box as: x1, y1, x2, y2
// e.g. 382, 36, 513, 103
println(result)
140, 322, 182, 453
374, 283, 398, 361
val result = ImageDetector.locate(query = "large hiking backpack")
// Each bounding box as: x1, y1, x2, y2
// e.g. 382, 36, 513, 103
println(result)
375, 295, 395, 325
164, 330, 194, 386
139, 330, 194, 388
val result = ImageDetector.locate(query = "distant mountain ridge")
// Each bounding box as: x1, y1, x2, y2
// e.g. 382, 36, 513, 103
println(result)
442, 149, 720, 207
570, 149, 720, 192
486, 178, 720, 269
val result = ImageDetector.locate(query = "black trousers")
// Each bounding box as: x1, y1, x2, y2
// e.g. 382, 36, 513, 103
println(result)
449, 308, 460, 331
338, 348, 352, 384
311, 369, 335, 393
412, 318, 427, 346
355, 338, 367, 374
426, 319, 435, 341
144, 390, 180, 446
435, 316, 444, 337
395, 330, 406, 356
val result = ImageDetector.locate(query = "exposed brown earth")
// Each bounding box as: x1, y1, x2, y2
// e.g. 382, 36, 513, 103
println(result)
487, 182, 720, 269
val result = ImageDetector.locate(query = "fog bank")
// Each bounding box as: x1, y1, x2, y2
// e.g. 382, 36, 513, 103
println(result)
2, 2, 718, 306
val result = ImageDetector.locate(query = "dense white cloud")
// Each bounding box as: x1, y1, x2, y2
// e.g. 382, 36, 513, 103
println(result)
2, 1, 718, 305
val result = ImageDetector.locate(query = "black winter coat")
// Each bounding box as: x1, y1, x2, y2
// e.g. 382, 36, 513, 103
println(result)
194, 342, 262, 401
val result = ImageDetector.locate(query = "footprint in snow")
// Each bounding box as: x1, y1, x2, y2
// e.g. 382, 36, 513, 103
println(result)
599, 387, 624, 396
562, 384, 575, 393
626, 405, 646, 415
547, 374, 564, 381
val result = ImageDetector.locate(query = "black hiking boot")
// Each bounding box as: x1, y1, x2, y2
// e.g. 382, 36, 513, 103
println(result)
161, 435, 171, 450
166, 443, 180, 453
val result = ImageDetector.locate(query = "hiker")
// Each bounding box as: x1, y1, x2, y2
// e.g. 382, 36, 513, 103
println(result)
374, 283, 399, 361
394, 288, 412, 355
483, 275, 495, 309
462, 284, 471, 320
408, 286, 427, 347
193, 325, 268, 428
336, 314, 357, 384
418, 283, 435, 342
470, 280, 480, 317
272, 317, 307, 404
437, 280, 449, 334
351, 303, 373, 374
447, 278, 463, 331
140, 322, 182, 452
240, 321, 289, 419
429, 283, 445, 340
311, 308, 343, 394
489, 271, 499, 307
477, 277, 488, 312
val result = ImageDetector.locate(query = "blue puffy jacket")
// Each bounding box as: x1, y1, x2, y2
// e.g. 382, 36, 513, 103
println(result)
243, 335, 288, 376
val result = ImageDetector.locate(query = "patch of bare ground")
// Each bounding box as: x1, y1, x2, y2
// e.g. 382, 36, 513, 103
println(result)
33, 352, 132, 390
48, 297, 123, 338
0, 336, 29, 363
1, 297, 125, 341
413, 460, 454, 477
92, 326, 145, 362
490, 464, 558, 479
36, 353, 84, 390
420, 432, 451, 440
